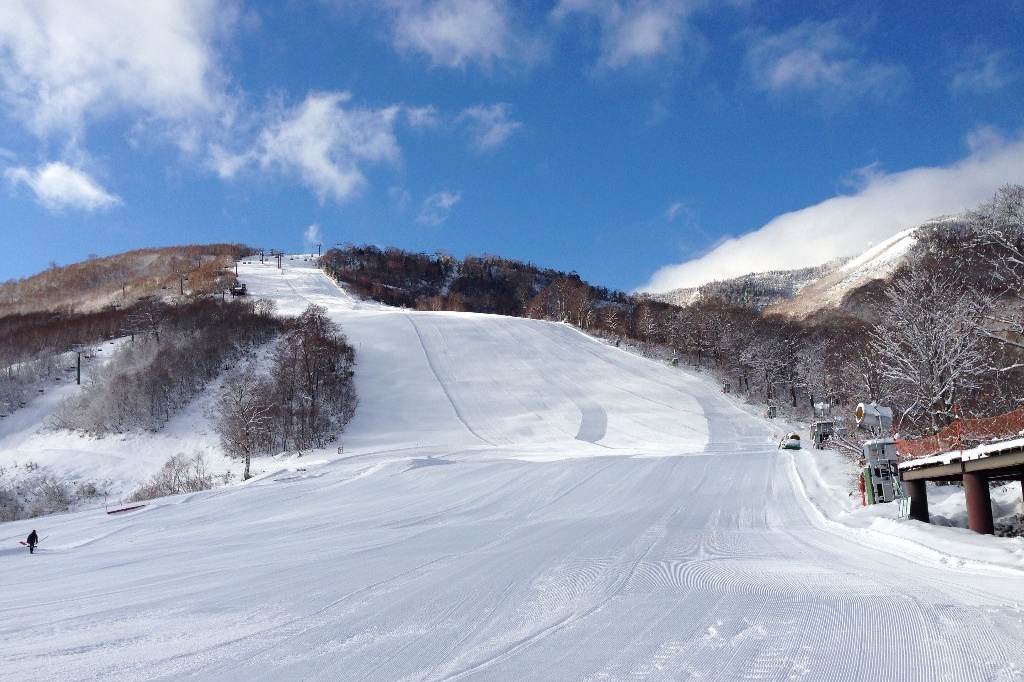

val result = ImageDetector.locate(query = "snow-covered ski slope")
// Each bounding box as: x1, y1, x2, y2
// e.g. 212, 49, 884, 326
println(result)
257, 257, 723, 461
4, 258, 1024, 682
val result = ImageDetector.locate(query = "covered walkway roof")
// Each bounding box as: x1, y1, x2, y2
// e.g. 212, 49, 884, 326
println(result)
898, 438, 1024, 534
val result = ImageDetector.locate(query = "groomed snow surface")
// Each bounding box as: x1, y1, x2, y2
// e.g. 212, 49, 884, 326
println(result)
4, 258, 1024, 681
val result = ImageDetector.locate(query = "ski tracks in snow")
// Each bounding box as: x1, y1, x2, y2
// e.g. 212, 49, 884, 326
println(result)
403, 314, 497, 447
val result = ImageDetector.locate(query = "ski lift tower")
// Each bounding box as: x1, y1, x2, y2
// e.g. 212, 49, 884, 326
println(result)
856, 402, 898, 503
71, 343, 87, 385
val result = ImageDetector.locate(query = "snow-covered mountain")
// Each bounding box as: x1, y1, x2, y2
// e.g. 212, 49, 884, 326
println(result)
763, 221, 923, 317
3, 257, 1024, 681
655, 216, 961, 317
655, 258, 850, 310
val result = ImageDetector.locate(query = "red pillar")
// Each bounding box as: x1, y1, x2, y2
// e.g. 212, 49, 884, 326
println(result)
903, 478, 930, 523
963, 472, 994, 535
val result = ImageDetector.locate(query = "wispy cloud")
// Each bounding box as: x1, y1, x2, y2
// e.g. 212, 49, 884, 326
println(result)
666, 201, 684, 222
390, 0, 532, 69
6, 161, 122, 212
418, 189, 462, 225
213, 92, 400, 203
388, 185, 413, 211
405, 105, 442, 129
304, 223, 323, 251
457, 103, 521, 152
951, 46, 1016, 93
744, 20, 906, 102
552, 0, 698, 70
641, 130, 1024, 292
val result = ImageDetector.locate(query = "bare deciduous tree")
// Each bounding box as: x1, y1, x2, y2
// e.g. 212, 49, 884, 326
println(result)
268, 304, 357, 451
869, 268, 991, 431
966, 184, 1024, 358
215, 363, 274, 480
128, 452, 215, 502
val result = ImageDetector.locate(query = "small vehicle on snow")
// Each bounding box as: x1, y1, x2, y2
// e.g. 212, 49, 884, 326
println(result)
780, 432, 802, 450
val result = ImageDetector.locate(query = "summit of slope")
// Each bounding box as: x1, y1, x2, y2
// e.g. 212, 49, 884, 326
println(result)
238, 256, 716, 461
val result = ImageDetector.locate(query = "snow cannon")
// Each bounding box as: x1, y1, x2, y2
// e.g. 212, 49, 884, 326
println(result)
855, 402, 892, 433
855, 402, 901, 505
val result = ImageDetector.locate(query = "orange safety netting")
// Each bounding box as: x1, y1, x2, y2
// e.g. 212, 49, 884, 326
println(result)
895, 407, 1024, 460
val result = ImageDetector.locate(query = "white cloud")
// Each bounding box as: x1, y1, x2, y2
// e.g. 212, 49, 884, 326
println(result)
552, 0, 696, 69
304, 223, 323, 251
215, 92, 400, 203
457, 103, 521, 151
391, 0, 526, 69
405, 105, 442, 129
6, 161, 121, 212
951, 47, 1016, 93
604, 3, 689, 68
641, 131, 1024, 293
0, 0, 232, 138
745, 20, 905, 101
418, 190, 462, 225
388, 185, 413, 211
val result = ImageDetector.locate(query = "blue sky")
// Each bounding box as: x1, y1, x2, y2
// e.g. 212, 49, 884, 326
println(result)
2, 1, 1023, 293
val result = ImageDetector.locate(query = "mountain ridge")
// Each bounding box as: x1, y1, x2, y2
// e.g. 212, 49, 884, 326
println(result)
651, 215, 964, 317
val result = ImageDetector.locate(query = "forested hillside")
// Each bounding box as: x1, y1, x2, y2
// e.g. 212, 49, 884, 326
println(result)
659, 258, 850, 310
320, 245, 630, 317
0, 246, 358, 519
0, 245, 256, 428
0, 244, 253, 316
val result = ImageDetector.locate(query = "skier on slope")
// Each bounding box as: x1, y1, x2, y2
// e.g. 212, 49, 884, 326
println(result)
26, 530, 38, 554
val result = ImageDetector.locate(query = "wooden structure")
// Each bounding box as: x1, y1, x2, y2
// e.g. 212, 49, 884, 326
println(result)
899, 440, 1024, 534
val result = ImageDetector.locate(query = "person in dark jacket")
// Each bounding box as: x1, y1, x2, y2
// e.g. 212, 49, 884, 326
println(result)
26, 530, 38, 554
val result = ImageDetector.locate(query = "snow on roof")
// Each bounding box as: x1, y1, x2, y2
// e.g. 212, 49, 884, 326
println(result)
898, 436, 1024, 470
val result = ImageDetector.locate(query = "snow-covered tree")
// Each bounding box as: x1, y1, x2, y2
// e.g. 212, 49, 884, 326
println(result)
128, 452, 215, 501
966, 184, 1024, 358
124, 297, 167, 343
215, 362, 274, 480
795, 336, 833, 408
268, 304, 357, 452
869, 268, 990, 432
632, 301, 663, 345
52, 299, 282, 435
738, 324, 798, 405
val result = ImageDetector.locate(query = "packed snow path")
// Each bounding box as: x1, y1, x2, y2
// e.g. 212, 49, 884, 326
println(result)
3, 258, 1024, 681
